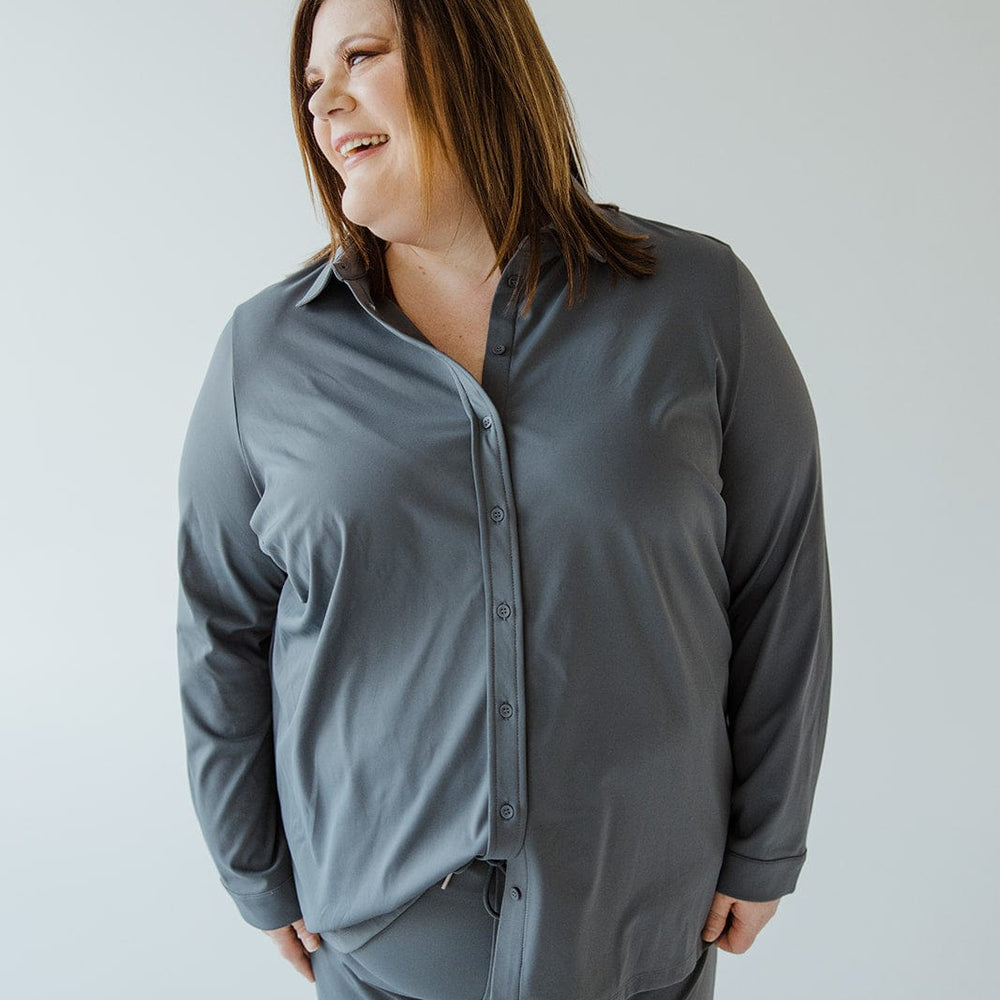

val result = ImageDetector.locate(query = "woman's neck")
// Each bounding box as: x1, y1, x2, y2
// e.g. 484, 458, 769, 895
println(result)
384, 214, 500, 302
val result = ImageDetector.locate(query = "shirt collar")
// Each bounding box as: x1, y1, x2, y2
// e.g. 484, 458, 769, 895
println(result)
294, 249, 351, 308
295, 225, 606, 309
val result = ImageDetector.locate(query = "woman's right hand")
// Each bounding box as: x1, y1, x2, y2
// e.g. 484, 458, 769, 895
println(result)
263, 917, 321, 982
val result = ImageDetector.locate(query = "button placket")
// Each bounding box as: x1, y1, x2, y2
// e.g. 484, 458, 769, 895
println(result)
480, 268, 519, 410
484, 437, 520, 844
464, 392, 527, 860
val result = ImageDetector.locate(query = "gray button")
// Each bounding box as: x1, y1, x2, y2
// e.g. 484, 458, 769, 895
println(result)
481, 416, 493, 430
509, 886, 522, 901
499, 702, 513, 719
506, 274, 519, 288
496, 602, 512, 620
490, 506, 505, 523
499, 803, 515, 821
491, 344, 507, 355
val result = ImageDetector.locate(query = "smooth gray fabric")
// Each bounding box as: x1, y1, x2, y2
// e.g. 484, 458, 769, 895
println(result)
314, 861, 717, 1000
334, 859, 498, 1000
176, 209, 832, 1000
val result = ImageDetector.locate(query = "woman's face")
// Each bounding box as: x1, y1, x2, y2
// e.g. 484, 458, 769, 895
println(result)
305, 0, 461, 244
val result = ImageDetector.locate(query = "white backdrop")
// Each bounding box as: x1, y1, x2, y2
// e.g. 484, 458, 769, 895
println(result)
1, 1, 997, 997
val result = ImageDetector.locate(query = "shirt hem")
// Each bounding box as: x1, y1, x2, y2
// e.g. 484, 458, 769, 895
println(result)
597, 941, 713, 1000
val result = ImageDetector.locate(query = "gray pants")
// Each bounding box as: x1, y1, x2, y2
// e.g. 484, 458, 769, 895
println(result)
311, 860, 717, 1000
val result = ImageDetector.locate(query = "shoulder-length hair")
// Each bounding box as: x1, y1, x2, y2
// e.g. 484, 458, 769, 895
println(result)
289, 0, 655, 308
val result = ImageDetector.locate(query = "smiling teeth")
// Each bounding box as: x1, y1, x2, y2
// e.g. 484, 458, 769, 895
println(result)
339, 134, 389, 157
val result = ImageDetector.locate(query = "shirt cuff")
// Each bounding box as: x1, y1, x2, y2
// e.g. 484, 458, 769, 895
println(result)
226, 874, 304, 930
714, 849, 806, 902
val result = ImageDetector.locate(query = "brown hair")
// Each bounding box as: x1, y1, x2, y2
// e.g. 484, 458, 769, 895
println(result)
289, 0, 656, 308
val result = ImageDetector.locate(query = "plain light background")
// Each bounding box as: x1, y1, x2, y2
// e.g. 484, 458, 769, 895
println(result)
1, 0, 996, 997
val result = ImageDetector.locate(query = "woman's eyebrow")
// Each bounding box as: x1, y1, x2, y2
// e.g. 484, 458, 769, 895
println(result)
304, 33, 390, 78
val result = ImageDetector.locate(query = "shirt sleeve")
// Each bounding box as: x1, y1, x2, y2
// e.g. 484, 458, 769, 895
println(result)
176, 313, 303, 930
714, 251, 833, 902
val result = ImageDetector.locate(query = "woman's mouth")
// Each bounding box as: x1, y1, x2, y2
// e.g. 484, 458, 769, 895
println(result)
338, 133, 390, 166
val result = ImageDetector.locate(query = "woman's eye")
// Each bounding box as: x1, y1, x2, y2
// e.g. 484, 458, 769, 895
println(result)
304, 50, 376, 95
345, 50, 374, 68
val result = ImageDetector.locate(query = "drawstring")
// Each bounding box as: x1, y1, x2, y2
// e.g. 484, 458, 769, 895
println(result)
438, 858, 506, 918
482, 859, 505, 918
439, 858, 475, 890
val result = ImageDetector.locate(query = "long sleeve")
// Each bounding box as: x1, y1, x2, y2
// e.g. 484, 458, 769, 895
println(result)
176, 314, 302, 930
715, 252, 833, 902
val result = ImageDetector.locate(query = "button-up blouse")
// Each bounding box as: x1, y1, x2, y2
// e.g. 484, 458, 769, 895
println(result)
176, 210, 832, 1000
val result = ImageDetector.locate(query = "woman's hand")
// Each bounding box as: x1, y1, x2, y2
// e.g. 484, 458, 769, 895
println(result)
700, 892, 780, 954
263, 917, 321, 982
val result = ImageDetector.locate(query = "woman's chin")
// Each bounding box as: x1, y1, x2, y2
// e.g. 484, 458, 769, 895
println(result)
343, 207, 410, 247
341, 197, 371, 229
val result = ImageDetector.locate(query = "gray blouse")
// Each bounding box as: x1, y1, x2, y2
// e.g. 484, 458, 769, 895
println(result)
176, 210, 832, 1000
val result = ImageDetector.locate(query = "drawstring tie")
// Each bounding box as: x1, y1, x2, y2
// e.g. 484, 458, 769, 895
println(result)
482, 859, 505, 918
439, 859, 506, 918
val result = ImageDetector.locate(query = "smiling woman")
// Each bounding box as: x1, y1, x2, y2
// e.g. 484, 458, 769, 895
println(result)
288, 0, 656, 310
299, 0, 435, 245
176, 1, 832, 999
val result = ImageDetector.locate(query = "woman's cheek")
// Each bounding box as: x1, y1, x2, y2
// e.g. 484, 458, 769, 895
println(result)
312, 119, 332, 164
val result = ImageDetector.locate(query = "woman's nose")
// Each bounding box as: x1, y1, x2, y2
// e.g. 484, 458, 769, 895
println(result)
309, 77, 356, 118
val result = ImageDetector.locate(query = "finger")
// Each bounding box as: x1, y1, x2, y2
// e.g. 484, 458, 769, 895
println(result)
266, 924, 317, 983
280, 935, 317, 982
292, 918, 322, 954
716, 925, 755, 954
700, 893, 734, 942
714, 908, 756, 955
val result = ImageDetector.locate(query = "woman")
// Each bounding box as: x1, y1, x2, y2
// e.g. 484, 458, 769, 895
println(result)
176, 1, 832, 998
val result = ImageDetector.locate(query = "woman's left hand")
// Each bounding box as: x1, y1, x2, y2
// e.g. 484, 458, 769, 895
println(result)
700, 892, 780, 954
262, 917, 322, 981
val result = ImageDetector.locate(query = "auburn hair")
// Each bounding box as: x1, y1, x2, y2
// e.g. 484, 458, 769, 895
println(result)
289, 0, 656, 308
